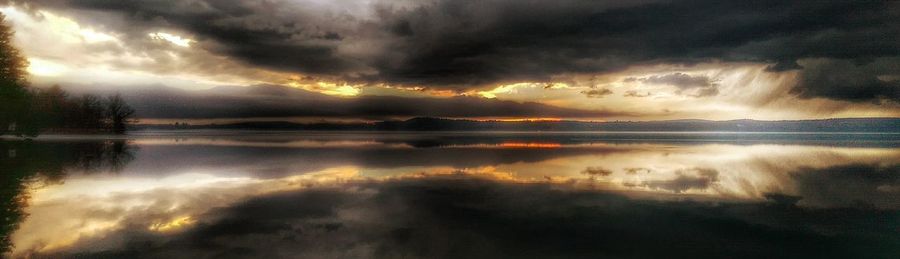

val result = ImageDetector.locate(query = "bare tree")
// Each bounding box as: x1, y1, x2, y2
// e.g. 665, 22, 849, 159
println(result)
105, 93, 135, 134
72, 94, 105, 129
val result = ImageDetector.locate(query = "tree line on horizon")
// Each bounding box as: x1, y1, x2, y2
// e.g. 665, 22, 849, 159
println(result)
0, 14, 134, 137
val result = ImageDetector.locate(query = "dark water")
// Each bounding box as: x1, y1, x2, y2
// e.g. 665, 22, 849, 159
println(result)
2, 131, 899, 258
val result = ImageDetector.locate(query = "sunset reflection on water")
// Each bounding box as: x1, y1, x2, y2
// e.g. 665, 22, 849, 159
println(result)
2, 132, 899, 258
498, 142, 563, 148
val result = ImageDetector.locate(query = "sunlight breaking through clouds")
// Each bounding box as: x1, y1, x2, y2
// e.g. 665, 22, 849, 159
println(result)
148, 32, 193, 48
26, 58, 67, 76
148, 216, 196, 232
0, 7, 118, 45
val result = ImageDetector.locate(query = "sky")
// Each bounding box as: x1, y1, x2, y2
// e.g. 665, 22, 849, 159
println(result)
1, 0, 899, 122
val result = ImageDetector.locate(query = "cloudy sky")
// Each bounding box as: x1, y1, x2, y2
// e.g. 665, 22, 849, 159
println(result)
1, 0, 899, 121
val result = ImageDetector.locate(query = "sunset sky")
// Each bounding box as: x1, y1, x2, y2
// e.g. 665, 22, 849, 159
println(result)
1, 0, 898, 122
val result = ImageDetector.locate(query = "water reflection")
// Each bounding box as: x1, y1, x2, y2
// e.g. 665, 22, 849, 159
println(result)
2, 133, 899, 258
0, 140, 133, 255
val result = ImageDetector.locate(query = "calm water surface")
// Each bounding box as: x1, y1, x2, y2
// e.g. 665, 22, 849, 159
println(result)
2, 131, 899, 258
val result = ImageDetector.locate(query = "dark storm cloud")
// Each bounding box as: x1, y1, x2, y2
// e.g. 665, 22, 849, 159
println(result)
367, 0, 900, 93
791, 59, 900, 103
7, 0, 900, 102
36, 177, 900, 258
69, 84, 626, 119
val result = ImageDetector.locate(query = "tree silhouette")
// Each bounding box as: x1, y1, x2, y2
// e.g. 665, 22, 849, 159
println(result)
0, 14, 33, 137
0, 14, 26, 85
73, 94, 106, 129
106, 93, 135, 134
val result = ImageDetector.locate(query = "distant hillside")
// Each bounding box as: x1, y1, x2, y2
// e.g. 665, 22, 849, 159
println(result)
137, 117, 900, 132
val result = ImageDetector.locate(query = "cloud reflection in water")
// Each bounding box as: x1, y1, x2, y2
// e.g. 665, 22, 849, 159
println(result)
3, 133, 899, 258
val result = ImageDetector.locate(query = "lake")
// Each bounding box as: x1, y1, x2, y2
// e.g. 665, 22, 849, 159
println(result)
2, 131, 899, 258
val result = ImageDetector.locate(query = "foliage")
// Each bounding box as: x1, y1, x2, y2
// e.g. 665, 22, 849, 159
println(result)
0, 14, 32, 137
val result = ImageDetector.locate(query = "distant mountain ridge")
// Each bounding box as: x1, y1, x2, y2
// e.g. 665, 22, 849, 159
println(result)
138, 117, 900, 132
